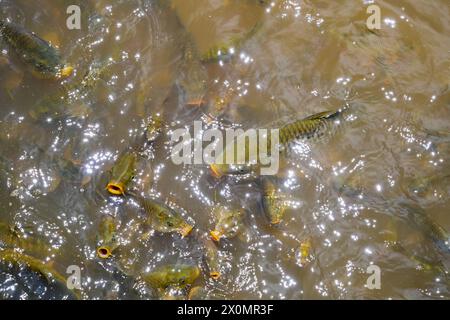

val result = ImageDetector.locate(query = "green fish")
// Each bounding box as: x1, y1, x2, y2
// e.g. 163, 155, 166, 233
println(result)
210, 206, 244, 241
96, 215, 119, 259
203, 238, 221, 280
0, 249, 81, 299
178, 39, 208, 107
392, 243, 447, 275
142, 264, 200, 290
0, 222, 58, 258
210, 108, 344, 178
106, 151, 137, 196
262, 181, 287, 225
0, 21, 73, 79
399, 202, 450, 254
30, 61, 111, 120
131, 193, 193, 237
146, 113, 164, 143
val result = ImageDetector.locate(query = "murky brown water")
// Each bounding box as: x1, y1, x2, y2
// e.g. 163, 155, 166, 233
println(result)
0, 0, 449, 299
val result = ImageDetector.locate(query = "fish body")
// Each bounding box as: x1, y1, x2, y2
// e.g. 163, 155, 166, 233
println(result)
210, 206, 244, 241
96, 215, 119, 259
106, 151, 137, 196
203, 238, 221, 279
142, 264, 200, 290
210, 108, 344, 177
262, 181, 287, 225
133, 194, 193, 237
30, 61, 110, 120
0, 21, 73, 79
296, 239, 312, 267
0, 222, 57, 258
0, 249, 80, 299
179, 39, 208, 106
146, 113, 164, 143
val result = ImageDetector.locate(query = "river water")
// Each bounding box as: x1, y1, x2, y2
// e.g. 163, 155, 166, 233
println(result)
0, 0, 449, 299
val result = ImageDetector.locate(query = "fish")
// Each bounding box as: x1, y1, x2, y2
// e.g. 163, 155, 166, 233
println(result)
30, 61, 111, 120
131, 193, 193, 237
210, 108, 344, 178
296, 239, 312, 267
203, 237, 221, 279
210, 206, 244, 241
145, 113, 164, 143
262, 181, 287, 225
408, 174, 450, 198
394, 201, 450, 254
0, 21, 73, 79
0, 249, 81, 299
142, 264, 200, 290
106, 151, 137, 196
0, 222, 58, 258
178, 39, 208, 107
96, 215, 119, 259
170, 0, 265, 63
392, 243, 447, 275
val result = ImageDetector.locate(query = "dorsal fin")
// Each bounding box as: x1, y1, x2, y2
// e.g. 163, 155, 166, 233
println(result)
302, 109, 341, 121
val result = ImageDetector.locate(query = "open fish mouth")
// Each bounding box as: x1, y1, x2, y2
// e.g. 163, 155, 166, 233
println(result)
106, 182, 125, 195
97, 246, 113, 259
210, 230, 222, 242
210, 271, 221, 280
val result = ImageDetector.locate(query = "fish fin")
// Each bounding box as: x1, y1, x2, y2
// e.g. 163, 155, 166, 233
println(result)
302, 109, 342, 121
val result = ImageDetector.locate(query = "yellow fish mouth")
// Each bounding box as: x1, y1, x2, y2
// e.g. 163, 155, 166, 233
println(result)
59, 65, 74, 78
210, 230, 222, 242
210, 271, 221, 280
179, 224, 194, 237
97, 246, 112, 259
210, 164, 223, 179
106, 182, 125, 196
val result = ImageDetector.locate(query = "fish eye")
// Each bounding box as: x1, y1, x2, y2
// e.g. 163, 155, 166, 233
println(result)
167, 221, 174, 227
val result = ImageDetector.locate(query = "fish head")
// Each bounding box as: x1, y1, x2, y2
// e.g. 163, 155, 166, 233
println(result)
107, 152, 137, 195
96, 245, 114, 259
157, 210, 193, 237
106, 181, 125, 195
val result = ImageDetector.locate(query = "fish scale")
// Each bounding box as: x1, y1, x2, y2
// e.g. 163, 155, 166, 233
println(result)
0, 21, 71, 79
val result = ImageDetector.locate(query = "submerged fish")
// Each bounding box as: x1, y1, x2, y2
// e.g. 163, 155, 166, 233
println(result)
210, 206, 244, 242
0, 21, 73, 79
407, 174, 450, 199
96, 215, 119, 259
145, 113, 164, 143
0, 222, 58, 258
296, 239, 312, 267
131, 194, 193, 237
30, 61, 111, 120
392, 243, 447, 275
210, 108, 344, 178
0, 249, 81, 299
142, 264, 200, 290
178, 39, 208, 107
203, 237, 221, 280
106, 151, 137, 196
262, 181, 287, 225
